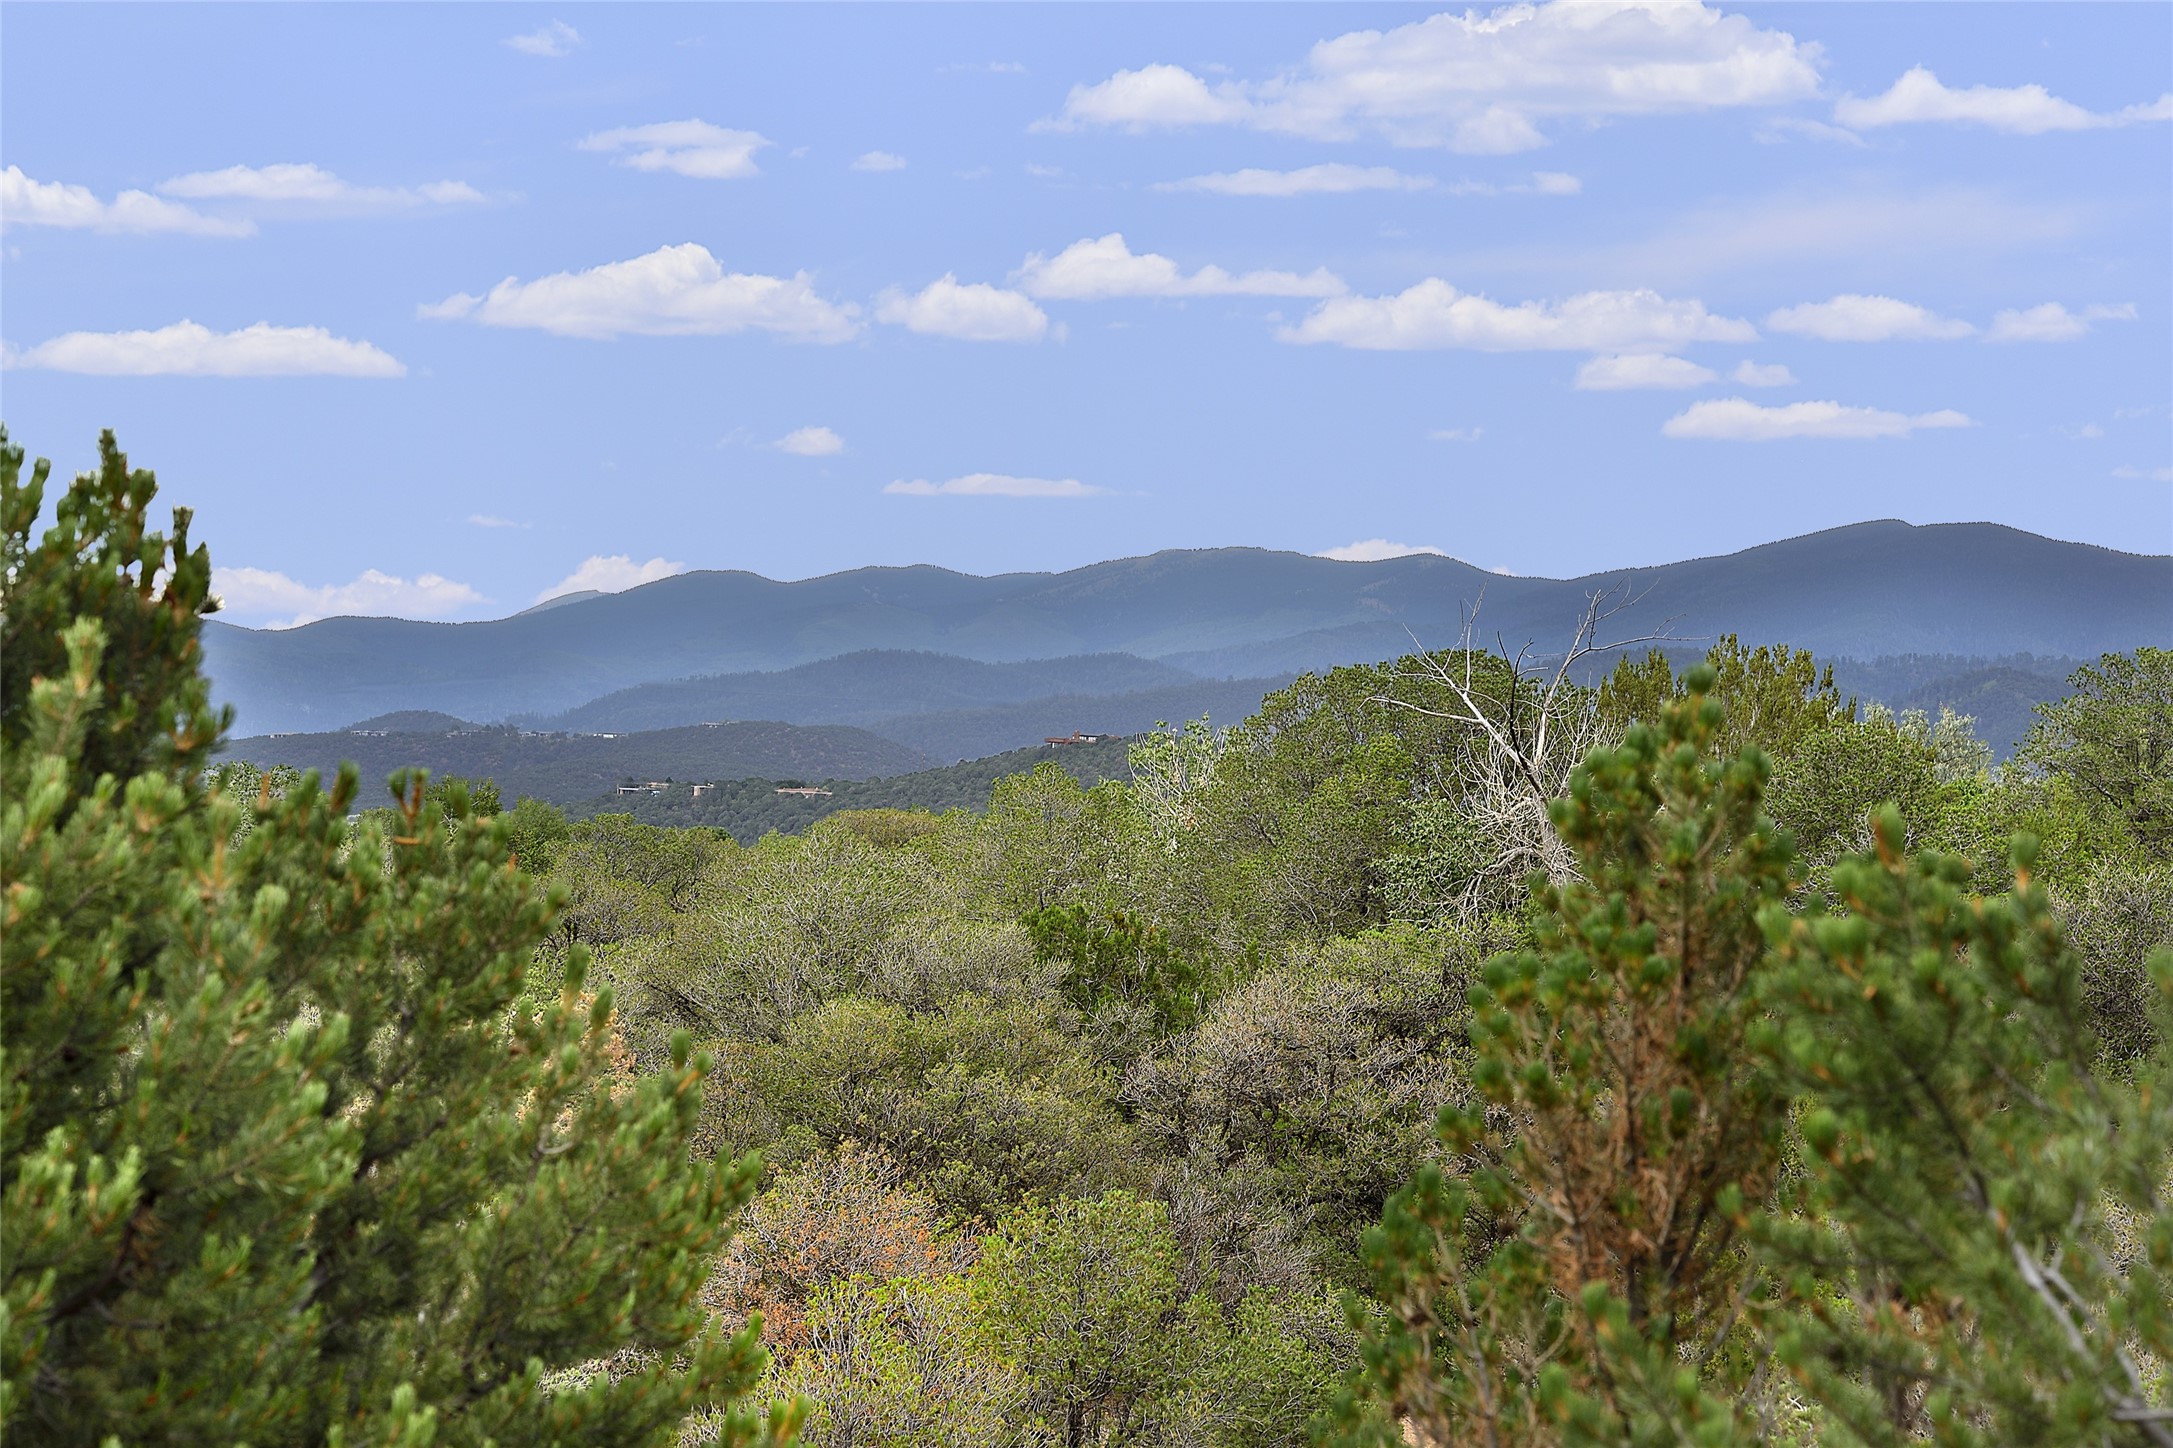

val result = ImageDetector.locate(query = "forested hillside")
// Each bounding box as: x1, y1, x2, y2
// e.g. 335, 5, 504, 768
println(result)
568, 738, 1134, 841
219, 718, 932, 805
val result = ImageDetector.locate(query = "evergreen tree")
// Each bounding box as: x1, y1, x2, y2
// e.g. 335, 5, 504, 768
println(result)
1332, 666, 1795, 1446
1751, 810, 2173, 1445
0, 430, 799, 1446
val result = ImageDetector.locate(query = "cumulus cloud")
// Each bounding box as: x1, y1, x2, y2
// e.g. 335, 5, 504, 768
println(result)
1, 165, 254, 236
506, 20, 582, 57
1986, 301, 2137, 343
884, 473, 1100, 498
1048, 1, 1822, 150
875, 276, 1050, 342
851, 150, 908, 172
214, 566, 483, 628
579, 121, 769, 180
1017, 233, 1344, 300
1155, 164, 1434, 197
1835, 66, 2173, 134
536, 555, 687, 604
5, 319, 404, 377
776, 425, 845, 456
156, 163, 486, 213
1732, 360, 1795, 387
1662, 398, 1973, 441
1317, 538, 1447, 561
422, 243, 860, 342
1575, 353, 1717, 390
1283, 280, 1754, 352
1766, 294, 1974, 342
2111, 465, 2173, 482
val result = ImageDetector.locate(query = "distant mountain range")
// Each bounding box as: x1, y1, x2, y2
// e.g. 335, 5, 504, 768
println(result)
203, 522, 2169, 763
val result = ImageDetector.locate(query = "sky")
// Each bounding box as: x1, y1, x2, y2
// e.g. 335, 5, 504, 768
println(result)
3, 1, 2169, 628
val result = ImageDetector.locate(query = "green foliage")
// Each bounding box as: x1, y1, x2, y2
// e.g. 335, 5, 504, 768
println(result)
1024, 903, 1204, 1034
2020, 648, 2173, 858
1600, 635, 1853, 765
1751, 813, 2173, 1445
0, 431, 787, 1448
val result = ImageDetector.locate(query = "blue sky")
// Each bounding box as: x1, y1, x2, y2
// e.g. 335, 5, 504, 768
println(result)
4, 2, 2168, 627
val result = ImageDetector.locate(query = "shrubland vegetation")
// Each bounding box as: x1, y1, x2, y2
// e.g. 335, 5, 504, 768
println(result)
6, 430, 2168, 1446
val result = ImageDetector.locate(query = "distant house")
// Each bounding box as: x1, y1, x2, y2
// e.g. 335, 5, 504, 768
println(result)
1044, 730, 1120, 747
348, 729, 389, 738
613, 780, 673, 796
690, 783, 713, 798
775, 786, 834, 797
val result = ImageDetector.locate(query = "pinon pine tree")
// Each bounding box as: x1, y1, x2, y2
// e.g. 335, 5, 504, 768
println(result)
0, 430, 800, 1447
1332, 666, 1797, 1447
1751, 810, 2173, 1446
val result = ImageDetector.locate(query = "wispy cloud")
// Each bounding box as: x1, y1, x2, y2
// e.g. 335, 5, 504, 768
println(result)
885, 473, 1100, 497
5, 319, 404, 377
850, 150, 908, 172
1, 165, 253, 236
876, 276, 1050, 342
1317, 538, 1446, 561
775, 425, 845, 456
1017, 234, 1344, 300
2111, 465, 2173, 482
1662, 398, 1973, 441
1283, 281, 1753, 352
1766, 294, 1973, 342
506, 20, 582, 58
1836, 66, 2172, 134
1430, 426, 1483, 442
1155, 164, 1434, 197
214, 565, 482, 628
578, 121, 770, 180
536, 554, 686, 604
157, 163, 486, 211
1732, 360, 1795, 387
1986, 302, 2136, 343
1575, 353, 1717, 390
467, 514, 530, 529
422, 243, 860, 342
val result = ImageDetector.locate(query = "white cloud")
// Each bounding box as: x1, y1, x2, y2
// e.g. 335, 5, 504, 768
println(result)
875, 276, 1050, 342
422, 243, 860, 342
776, 425, 845, 456
536, 555, 687, 604
1756, 116, 1869, 147
506, 20, 582, 57
2111, 465, 2173, 482
1835, 66, 2173, 134
1766, 294, 1973, 342
1283, 280, 1754, 352
1528, 171, 1582, 195
884, 473, 1101, 498
214, 566, 483, 628
5, 319, 404, 377
1986, 301, 2137, 343
158, 163, 486, 210
1575, 353, 1717, 390
1017, 233, 1344, 300
468, 514, 529, 529
851, 150, 908, 172
1024, 163, 1065, 179
1, 165, 253, 236
1156, 163, 1434, 197
1049, 2, 1822, 150
1317, 538, 1446, 561
1732, 360, 1794, 387
1662, 398, 1973, 441
1430, 427, 1483, 442
579, 121, 769, 180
